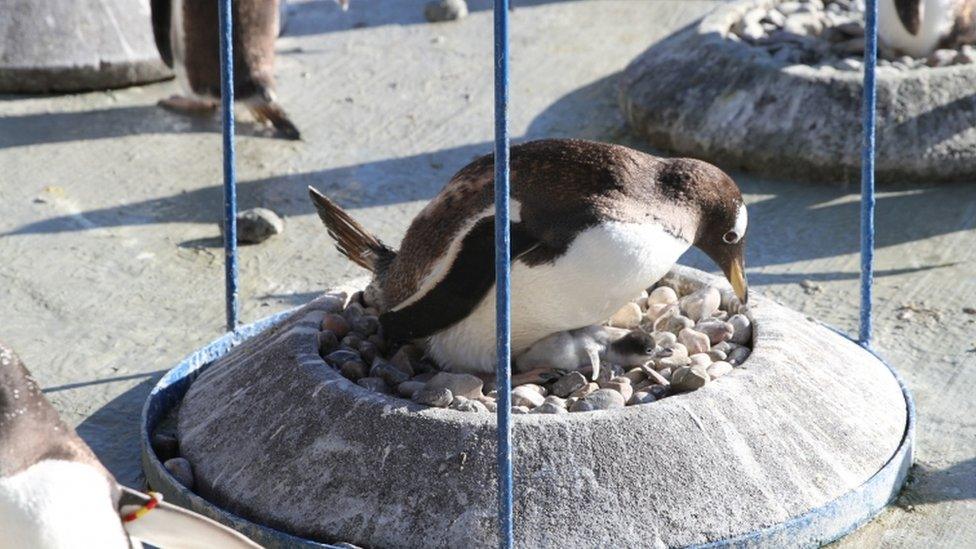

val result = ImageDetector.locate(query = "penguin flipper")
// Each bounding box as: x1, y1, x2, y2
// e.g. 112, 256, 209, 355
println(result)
584, 343, 601, 382
149, 0, 174, 67
894, 0, 921, 35
118, 487, 261, 548
308, 186, 397, 273
379, 218, 540, 342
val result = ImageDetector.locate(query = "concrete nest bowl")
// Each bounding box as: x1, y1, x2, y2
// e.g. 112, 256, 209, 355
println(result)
142, 266, 913, 548
619, 0, 976, 184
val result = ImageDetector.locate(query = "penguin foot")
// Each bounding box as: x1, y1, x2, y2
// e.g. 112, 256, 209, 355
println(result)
511, 368, 562, 386
157, 95, 218, 116
249, 102, 302, 140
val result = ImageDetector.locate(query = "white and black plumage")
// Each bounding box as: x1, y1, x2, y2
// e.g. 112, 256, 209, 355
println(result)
879, 0, 976, 57
149, 0, 347, 139
309, 138, 749, 374
0, 343, 261, 548
515, 327, 658, 381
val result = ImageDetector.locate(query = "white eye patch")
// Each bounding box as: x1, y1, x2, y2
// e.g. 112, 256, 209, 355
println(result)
726, 203, 747, 243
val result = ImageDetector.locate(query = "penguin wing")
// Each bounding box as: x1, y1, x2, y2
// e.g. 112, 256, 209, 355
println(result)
118, 487, 262, 548
379, 218, 541, 342
150, 0, 174, 67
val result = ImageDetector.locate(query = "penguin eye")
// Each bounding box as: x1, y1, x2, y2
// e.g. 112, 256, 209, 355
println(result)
723, 230, 739, 244
644, 347, 654, 354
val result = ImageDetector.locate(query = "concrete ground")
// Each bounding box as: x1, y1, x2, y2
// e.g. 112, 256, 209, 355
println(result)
0, 0, 972, 546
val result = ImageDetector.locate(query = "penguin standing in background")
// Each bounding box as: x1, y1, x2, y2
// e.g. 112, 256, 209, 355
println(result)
309, 138, 749, 375
149, 0, 348, 140
879, 0, 976, 57
0, 343, 261, 548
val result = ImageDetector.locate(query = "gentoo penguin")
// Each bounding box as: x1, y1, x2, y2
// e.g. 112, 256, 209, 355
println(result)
149, 0, 348, 139
309, 138, 749, 374
879, 0, 976, 57
0, 343, 261, 548
515, 327, 658, 380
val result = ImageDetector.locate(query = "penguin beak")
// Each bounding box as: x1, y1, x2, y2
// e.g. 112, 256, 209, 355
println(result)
727, 255, 748, 305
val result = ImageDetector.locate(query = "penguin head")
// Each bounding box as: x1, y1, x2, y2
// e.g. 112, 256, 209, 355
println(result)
608, 331, 658, 366
657, 159, 749, 304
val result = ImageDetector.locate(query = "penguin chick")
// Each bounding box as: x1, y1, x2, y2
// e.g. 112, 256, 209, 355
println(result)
514, 326, 657, 381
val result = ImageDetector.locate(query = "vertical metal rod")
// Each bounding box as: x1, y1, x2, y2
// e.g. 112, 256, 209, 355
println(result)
493, 0, 513, 547
218, 0, 239, 331
859, 0, 878, 346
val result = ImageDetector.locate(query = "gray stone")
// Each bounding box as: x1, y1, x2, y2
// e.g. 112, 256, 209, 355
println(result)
681, 287, 721, 321
340, 360, 368, 381
728, 346, 752, 366
530, 401, 568, 414
176, 268, 909, 548
396, 381, 426, 399
511, 405, 531, 414
424, 0, 468, 23
927, 49, 957, 68
609, 302, 643, 328
707, 361, 734, 380
321, 314, 351, 339
413, 386, 453, 407
356, 377, 390, 394
325, 349, 360, 367
729, 314, 753, 345
630, 391, 657, 405
671, 365, 710, 392
164, 457, 194, 489
151, 432, 179, 462
620, 0, 976, 183
511, 386, 545, 408
576, 388, 626, 411
0, 0, 172, 92
695, 319, 734, 345
601, 379, 634, 403
230, 208, 284, 244
370, 361, 409, 386
318, 330, 340, 356
551, 372, 588, 398
449, 396, 488, 413
679, 328, 711, 355
426, 372, 484, 399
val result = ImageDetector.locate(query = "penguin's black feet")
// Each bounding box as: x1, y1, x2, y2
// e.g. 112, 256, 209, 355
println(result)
248, 101, 302, 140
157, 95, 218, 116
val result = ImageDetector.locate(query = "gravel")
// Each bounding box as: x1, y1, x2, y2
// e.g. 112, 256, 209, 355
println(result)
320, 281, 753, 413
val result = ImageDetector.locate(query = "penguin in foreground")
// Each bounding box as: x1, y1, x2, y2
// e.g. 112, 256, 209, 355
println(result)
309, 138, 749, 374
879, 0, 976, 57
0, 343, 261, 548
149, 0, 349, 139
515, 327, 658, 381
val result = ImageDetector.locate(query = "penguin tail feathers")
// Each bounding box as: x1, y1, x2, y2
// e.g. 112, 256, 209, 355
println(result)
308, 186, 396, 274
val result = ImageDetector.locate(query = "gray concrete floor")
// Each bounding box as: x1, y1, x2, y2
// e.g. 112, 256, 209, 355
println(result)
0, 0, 972, 546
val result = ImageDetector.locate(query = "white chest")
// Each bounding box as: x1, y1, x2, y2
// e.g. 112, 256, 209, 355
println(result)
0, 460, 129, 549
428, 222, 690, 373
879, 0, 955, 56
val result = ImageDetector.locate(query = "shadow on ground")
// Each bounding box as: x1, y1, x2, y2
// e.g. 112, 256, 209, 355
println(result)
899, 458, 976, 506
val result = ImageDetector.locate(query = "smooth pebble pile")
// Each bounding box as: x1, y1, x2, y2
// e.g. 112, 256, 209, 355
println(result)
730, 0, 976, 70
318, 281, 753, 414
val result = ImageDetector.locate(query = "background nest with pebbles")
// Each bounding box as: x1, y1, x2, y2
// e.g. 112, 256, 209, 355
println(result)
731, 0, 975, 69
316, 282, 754, 415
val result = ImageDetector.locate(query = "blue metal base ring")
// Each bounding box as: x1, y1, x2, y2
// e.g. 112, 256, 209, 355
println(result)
141, 311, 915, 549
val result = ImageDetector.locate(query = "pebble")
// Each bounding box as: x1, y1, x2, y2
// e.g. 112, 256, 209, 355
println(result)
728, 346, 752, 366
358, 341, 379, 364
352, 316, 380, 336
390, 345, 423, 373
229, 207, 283, 244
689, 353, 713, 368
413, 386, 453, 407
397, 381, 426, 399
653, 331, 678, 347
424, 0, 468, 22
357, 377, 390, 394
512, 386, 545, 408
645, 303, 674, 323
648, 286, 679, 306
927, 49, 957, 67
151, 433, 179, 462
695, 319, 734, 345
678, 328, 711, 355
370, 361, 409, 386
573, 389, 626, 411
551, 371, 587, 398
426, 372, 484, 399
681, 287, 721, 321
164, 457, 194, 488
325, 349, 360, 368
340, 360, 368, 380
449, 396, 489, 413
512, 406, 531, 414
728, 314, 753, 345
321, 314, 351, 339
570, 382, 600, 399
623, 368, 647, 384
519, 383, 548, 396
318, 330, 339, 356
657, 313, 694, 336
671, 365, 710, 392
601, 379, 633, 403
707, 349, 728, 362
340, 334, 362, 351
609, 302, 643, 329
630, 391, 657, 405
642, 367, 670, 386
343, 302, 365, 322
707, 361, 734, 380
531, 401, 568, 414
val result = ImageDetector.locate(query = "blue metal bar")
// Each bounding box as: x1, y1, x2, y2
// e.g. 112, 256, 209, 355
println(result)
492, 0, 513, 547
859, 0, 878, 346
218, 0, 239, 331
